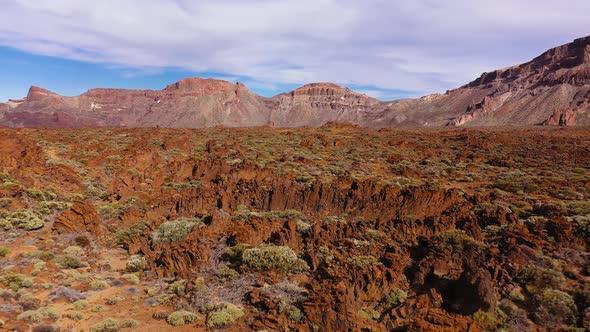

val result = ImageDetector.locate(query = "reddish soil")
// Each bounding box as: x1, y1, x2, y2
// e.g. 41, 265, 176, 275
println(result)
0, 126, 588, 331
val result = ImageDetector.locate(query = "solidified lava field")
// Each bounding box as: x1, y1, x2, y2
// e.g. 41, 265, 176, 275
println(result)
0, 125, 589, 331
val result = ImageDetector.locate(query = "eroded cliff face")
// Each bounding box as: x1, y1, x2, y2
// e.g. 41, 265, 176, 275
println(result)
0, 127, 588, 331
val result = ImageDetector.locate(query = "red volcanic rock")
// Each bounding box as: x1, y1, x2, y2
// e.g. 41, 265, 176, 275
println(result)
543, 109, 577, 126
560, 108, 577, 126
290, 83, 349, 96
53, 200, 104, 235
163, 77, 235, 95
26, 86, 59, 102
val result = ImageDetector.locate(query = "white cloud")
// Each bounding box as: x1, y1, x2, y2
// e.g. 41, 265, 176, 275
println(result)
0, 0, 589, 95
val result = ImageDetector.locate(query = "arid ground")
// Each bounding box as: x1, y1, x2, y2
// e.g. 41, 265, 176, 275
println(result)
0, 125, 589, 331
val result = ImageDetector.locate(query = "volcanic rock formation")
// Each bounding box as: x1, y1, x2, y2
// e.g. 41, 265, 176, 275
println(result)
1, 37, 590, 127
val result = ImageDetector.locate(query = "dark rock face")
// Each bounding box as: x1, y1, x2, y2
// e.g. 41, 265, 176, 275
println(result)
1, 37, 590, 127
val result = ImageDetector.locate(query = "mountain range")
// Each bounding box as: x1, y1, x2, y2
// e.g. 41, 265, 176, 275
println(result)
1, 36, 590, 127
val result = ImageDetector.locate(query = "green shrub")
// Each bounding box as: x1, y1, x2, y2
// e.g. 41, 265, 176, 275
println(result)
55, 255, 84, 269
0, 198, 12, 208
71, 300, 89, 310
0, 246, 9, 257
384, 288, 408, 306
118, 318, 139, 328
126, 255, 146, 272
106, 295, 124, 305
114, 221, 148, 245
27, 188, 46, 200
167, 279, 187, 296
97, 203, 126, 220
206, 304, 245, 328
150, 218, 203, 244
63, 246, 84, 256
537, 289, 577, 323
38, 307, 59, 320
17, 310, 43, 323
0, 210, 44, 231
218, 268, 240, 281
91, 280, 110, 290
64, 312, 84, 321
473, 310, 501, 331
1, 272, 33, 291
167, 310, 199, 326
516, 266, 564, 289
287, 307, 304, 321
357, 309, 380, 321
348, 255, 380, 268
226, 243, 249, 261
90, 319, 120, 332
242, 245, 299, 271
435, 229, 483, 250
206, 311, 233, 328
121, 273, 139, 285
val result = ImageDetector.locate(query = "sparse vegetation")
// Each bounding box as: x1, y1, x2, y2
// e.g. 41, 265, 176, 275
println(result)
242, 245, 300, 271
167, 310, 199, 326
150, 217, 204, 244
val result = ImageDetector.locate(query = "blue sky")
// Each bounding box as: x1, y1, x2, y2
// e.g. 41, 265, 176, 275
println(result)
0, 0, 589, 102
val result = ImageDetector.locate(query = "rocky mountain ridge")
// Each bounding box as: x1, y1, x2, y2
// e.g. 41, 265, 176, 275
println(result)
1, 37, 590, 127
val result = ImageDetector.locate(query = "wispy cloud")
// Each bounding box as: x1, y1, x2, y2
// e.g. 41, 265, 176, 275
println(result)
0, 0, 588, 96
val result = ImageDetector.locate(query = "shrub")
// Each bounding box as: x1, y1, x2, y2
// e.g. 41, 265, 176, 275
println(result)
150, 218, 203, 244
63, 246, 84, 256
64, 312, 84, 321
206, 311, 233, 328
226, 243, 249, 261
27, 189, 46, 201
32, 325, 57, 332
55, 255, 84, 269
167, 310, 199, 326
17, 310, 43, 323
218, 268, 240, 281
516, 266, 564, 289
90, 319, 120, 332
106, 295, 124, 305
242, 245, 299, 271
114, 221, 148, 245
126, 255, 146, 272
38, 307, 59, 320
121, 274, 139, 285
152, 310, 168, 320
357, 309, 380, 321
0, 198, 11, 208
118, 318, 139, 328
287, 307, 304, 321
0, 210, 44, 231
71, 300, 89, 310
167, 280, 187, 296
537, 289, 577, 324
348, 255, 380, 268
473, 310, 501, 331
0, 246, 9, 257
435, 229, 483, 250
384, 288, 408, 306
91, 280, 110, 290
1, 272, 33, 291
97, 203, 126, 220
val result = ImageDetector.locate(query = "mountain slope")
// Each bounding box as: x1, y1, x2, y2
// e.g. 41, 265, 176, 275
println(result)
1, 37, 590, 127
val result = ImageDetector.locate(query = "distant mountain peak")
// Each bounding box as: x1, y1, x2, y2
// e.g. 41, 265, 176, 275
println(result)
1, 36, 589, 127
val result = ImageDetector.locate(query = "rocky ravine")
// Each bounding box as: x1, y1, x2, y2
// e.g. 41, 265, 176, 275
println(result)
1, 37, 590, 127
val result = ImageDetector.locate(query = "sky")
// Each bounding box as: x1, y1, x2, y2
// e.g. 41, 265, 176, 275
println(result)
0, 0, 589, 102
